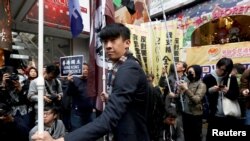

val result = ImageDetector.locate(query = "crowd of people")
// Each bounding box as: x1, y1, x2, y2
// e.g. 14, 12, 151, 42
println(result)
0, 23, 250, 141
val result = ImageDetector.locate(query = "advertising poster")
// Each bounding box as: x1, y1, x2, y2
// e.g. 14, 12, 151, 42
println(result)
186, 41, 250, 76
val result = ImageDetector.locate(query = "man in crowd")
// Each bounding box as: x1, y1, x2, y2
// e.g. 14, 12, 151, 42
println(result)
32, 23, 150, 141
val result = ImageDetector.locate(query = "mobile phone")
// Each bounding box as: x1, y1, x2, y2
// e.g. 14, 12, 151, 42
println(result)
219, 85, 225, 88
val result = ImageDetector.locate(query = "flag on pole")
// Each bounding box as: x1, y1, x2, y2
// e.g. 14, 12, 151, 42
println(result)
88, 0, 114, 111
68, 0, 83, 38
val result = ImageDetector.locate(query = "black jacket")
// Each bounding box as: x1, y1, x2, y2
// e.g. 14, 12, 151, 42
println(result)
64, 55, 150, 141
202, 74, 239, 119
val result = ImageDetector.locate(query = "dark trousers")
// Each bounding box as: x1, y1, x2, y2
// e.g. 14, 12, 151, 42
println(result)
182, 112, 202, 141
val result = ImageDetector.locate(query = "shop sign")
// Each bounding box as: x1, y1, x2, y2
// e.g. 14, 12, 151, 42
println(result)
212, 5, 250, 19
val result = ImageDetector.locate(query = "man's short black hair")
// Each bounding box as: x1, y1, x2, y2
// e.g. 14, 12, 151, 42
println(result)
46, 64, 60, 77
44, 103, 60, 115
99, 23, 130, 41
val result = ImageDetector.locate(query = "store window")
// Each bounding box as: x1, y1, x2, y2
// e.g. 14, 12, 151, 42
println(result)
191, 15, 250, 46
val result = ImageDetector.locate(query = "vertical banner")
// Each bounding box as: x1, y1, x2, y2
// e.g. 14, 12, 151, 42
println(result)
127, 20, 183, 84
127, 24, 150, 74
88, 0, 115, 112
0, 0, 12, 51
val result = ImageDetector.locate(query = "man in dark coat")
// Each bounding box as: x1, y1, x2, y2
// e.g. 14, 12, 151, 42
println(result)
32, 23, 150, 141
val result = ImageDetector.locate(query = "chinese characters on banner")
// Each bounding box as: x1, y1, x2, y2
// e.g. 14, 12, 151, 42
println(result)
126, 20, 183, 84
185, 42, 250, 77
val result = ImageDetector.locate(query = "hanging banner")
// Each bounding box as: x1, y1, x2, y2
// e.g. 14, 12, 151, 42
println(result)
186, 41, 250, 76
126, 20, 183, 83
0, 0, 12, 51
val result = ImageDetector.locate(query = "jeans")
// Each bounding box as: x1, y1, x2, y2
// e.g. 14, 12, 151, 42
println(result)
70, 107, 96, 131
245, 109, 250, 125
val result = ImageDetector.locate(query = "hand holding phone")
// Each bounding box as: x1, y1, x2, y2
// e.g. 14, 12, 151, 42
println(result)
219, 85, 225, 88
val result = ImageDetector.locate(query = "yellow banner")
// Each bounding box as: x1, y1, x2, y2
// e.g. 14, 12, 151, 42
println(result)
126, 20, 183, 84
186, 41, 250, 66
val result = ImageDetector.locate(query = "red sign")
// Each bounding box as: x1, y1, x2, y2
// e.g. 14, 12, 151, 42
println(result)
25, 0, 87, 30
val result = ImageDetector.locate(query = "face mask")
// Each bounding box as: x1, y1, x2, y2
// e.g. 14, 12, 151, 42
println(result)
187, 72, 194, 81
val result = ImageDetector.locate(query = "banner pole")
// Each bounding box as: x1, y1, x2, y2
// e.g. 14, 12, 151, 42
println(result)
160, 0, 184, 111
37, 0, 45, 133
142, 0, 172, 93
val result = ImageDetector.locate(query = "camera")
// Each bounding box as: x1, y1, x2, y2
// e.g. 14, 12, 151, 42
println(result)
9, 73, 19, 81
48, 94, 58, 101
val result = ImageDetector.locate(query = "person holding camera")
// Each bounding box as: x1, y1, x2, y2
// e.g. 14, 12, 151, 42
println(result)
0, 66, 31, 141
28, 64, 63, 119
177, 65, 206, 141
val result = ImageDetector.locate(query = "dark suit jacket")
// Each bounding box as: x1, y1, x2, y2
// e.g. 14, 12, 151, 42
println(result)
64, 56, 150, 141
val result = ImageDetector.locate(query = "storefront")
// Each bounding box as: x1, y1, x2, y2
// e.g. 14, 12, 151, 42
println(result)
163, 0, 250, 75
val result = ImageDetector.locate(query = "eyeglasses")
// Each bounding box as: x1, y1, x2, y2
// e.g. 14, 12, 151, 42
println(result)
44, 111, 53, 116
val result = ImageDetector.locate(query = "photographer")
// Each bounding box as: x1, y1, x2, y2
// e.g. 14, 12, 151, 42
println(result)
0, 66, 31, 141
28, 64, 63, 119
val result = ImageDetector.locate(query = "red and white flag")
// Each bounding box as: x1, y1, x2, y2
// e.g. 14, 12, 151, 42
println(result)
88, 0, 115, 111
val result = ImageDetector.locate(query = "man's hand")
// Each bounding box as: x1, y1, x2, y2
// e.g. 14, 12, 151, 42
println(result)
178, 81, 188, 91
67, 73, 74, 82
168, 92, 176, 98
100, 92, 109, 103
13, 80, 22, 92
1, 73, 10, 86
44, 95, 52, 103
31, 131, 61, 141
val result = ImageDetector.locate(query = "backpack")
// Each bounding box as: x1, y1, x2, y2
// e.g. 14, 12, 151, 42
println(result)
146, 84, 165, 141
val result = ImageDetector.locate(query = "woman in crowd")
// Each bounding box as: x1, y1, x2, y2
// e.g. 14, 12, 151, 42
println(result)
178, 65, 206, 141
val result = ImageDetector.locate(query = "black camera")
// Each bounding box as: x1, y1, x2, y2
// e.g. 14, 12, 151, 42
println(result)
48, 94, 58, 101
9, 73, 19, 81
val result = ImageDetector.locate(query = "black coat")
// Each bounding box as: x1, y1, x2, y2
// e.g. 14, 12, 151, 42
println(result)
202, 74, 239, 119
64, 56, 150, 141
